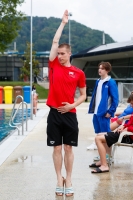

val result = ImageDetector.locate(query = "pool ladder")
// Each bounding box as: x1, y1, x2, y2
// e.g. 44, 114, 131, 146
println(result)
9, 95, 28, 135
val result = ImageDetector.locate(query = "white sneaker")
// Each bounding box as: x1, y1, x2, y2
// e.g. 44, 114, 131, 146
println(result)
86, 142, 98, 150
93, 154, 114, 163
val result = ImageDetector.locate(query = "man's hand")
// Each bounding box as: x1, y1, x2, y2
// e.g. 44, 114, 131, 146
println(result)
62, 10, 69, 24
57, 102, 74, 114
117, 125, 125, 133
105, 113, 111, 118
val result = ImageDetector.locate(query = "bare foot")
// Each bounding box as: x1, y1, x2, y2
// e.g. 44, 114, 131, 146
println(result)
57, 177, 64, 187
55, 177, 64, 196
95, 161, 101, 166
65, 179, 74, 197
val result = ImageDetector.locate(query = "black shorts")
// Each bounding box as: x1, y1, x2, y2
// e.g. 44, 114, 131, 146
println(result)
47, 108, 79, 146
105, 131, 133, 147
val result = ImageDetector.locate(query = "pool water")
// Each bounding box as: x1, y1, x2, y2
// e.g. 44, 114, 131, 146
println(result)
0, 109, 30, 142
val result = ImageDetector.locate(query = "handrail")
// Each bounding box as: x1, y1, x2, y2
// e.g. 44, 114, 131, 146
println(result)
36, 75, 44, 82
9, 95, 28, 135
37, 75, 49, 82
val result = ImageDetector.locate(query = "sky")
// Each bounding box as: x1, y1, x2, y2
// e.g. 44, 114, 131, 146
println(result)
17, 0, 133, 42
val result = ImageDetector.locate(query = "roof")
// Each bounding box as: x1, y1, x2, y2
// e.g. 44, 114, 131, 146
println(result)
71, 40, 133, 59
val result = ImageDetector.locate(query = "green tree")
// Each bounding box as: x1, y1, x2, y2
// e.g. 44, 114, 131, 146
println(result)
0, 0, 25, 52
20, 42, 40, 82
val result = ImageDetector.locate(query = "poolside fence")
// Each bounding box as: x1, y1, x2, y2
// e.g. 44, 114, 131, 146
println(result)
118, 82, 133, 103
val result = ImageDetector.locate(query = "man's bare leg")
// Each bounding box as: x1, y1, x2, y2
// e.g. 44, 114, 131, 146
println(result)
53, 145, 64, 191
104, 143, 111, 155
64, 144, 74, 188
92, 135, 109, 172
96, 133, 111, 156
110, 121, 119, 131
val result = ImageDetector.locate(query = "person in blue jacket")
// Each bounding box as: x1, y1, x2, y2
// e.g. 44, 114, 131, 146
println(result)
117, 104, 133, 118
111, 91, 133, 121
87, 61, 119, 150
110, 91, 133, 130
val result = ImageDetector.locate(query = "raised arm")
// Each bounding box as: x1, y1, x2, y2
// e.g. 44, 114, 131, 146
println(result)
49, 10, 68, 61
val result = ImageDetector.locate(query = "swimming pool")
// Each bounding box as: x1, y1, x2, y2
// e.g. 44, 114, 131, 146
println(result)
0, 109, 30, 142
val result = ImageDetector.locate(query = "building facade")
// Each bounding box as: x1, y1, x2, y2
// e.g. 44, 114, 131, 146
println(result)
1, 40, 133, 93
0, 52, 49, 81
71, 40, 133, 94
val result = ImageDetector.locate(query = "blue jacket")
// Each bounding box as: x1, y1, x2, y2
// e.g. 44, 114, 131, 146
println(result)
88, 76, 119, 117
118, 105, 133, 118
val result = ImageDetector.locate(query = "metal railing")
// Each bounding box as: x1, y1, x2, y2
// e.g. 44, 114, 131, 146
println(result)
9, 95, 28, 135
118, 82, 133, 104
37, 75, 49, 82
37, 75, 49, 89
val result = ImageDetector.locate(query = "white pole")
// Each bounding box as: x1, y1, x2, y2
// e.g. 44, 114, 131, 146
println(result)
30, 0, 33, 120
102, 31, 105, 45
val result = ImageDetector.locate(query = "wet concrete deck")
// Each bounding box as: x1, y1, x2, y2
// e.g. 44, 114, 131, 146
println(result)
0, 102, 133, 200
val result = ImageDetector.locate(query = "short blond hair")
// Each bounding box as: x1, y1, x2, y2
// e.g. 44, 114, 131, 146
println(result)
58, 43, 71, 52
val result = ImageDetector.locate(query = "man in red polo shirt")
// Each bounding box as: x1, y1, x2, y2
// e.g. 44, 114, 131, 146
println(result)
46, 10, 86, 197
